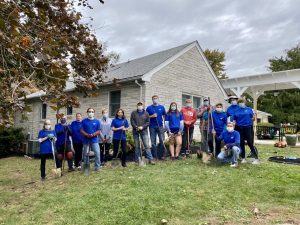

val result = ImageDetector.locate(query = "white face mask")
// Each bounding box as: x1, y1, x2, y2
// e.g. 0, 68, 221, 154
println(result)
137, 106, 144, 111
186, 103, 192, 108
231, 100, 237, 105
103, 113, 108, 119
153, 99, 158, 104
88, 112, 94, 118
171, 106, 176, 111
45, 125, 51, 130
239, 103, 246, 108
227, 127, 234, 132
216, 108, 223, 113
203, 101, 209, 106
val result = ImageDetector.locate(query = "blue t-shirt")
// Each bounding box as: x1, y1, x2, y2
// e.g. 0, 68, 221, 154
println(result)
81, 118, 101, 144
38, 130, 56, 155
209, 111, 227, 134
226, 105, 239, 121
70, 120, 83, 144
146, 104, 166, 128
218, 130, 240, 144
233, 107, 254, 127
55, 123, 71, 146
111, 118, 129, 140
165, 112, 183, 133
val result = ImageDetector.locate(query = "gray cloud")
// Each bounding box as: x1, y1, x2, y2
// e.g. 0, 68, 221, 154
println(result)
80, 0, 300, 77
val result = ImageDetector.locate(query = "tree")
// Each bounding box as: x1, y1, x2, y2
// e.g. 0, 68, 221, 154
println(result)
0, 0, 112, 127
258, 43, 300, 130
203, 48, 227, 79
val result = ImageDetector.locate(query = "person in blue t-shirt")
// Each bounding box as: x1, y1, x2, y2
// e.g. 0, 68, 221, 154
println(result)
38, 120, 56, 180
208, 103, 227, 157
80, 108, 102, 171
233, 98, 259, 165
217, 122, 241, 167
226, 95, 239, 122
165, 102, 184, 160
111, 108, 129, 167
55, 116, 74, 172
146, 95, 167, 160
70, 113, 83, 169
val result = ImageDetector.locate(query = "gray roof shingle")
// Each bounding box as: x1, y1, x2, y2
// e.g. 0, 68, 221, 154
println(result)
105, 41, 194, 81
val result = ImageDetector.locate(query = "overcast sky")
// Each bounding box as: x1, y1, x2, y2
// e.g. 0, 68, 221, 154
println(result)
80, 0, 300, 78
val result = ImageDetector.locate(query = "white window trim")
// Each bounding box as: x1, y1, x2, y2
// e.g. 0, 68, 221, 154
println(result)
109, 90, 121, 117
40, 103, 47, 120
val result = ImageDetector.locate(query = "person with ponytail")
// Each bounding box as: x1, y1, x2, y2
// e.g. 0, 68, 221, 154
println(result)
165, 102, 184, 160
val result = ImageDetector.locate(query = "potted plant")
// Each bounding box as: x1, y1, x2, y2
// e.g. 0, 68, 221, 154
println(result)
285, 132, 297, 147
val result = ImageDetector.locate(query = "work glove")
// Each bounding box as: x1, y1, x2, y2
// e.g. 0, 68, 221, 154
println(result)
47, 134, 55, 140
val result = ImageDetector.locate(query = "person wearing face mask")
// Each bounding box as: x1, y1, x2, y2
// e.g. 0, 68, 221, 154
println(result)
233, 99, 259, 165
165, 102, 184, 160
130, 102, 155, 165
197, 97, 211, 153
181, 99, 197, 158
99, 109, 113, 165
80, 108, 102, 171
70, 113, 83, 170
111, 109, 129, 167
55, 115, 74, 172
226, 96, 239, 122
208, 103, 227, 157
217, 122, 241, 167
146, 95, 167, 160
38, 120, 57, 180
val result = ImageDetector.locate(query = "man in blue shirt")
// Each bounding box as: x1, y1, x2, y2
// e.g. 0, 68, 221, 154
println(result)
233, 98, 259, 165
226, 95, 239, 122
55, 116, 74, 172
70, 113, 83, 170
217, 122, 241, 167
80, 108, 101, 172
146, 95, 167, 160
208, 103, 227, 157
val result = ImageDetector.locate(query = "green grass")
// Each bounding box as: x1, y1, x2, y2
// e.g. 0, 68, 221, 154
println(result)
0, 145, 300, 225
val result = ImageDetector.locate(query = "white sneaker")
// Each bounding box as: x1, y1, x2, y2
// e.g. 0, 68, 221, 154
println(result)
230, 163, 238, 168
241, 159, 247, 164
252, 159, 260, 165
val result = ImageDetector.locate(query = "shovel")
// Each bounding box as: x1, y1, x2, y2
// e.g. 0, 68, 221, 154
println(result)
210, 112, 216, 158
82, 143, 90, 176
51, 140, 61, 178
111, 130, 124, 167
138, 131, 146, 167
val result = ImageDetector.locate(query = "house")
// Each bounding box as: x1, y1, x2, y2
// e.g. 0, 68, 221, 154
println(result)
256, 110, 272, 123
14, 41, 227, 139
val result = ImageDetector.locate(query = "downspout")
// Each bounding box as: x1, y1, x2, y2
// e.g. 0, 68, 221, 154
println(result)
135, 80, 142, 102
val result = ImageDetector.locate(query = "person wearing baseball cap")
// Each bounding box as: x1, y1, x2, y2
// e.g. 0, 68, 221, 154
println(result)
130, 102, 155, 165
226, 95, 239, 122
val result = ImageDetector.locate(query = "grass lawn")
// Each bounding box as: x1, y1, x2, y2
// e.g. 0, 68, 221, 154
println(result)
0, 145, 300, 225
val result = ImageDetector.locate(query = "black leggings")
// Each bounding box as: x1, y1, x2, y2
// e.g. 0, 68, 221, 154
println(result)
100, 143, 112, 163
40, 154, 52, 178
235, 126, 258, 159
113, 139, 126, 163
73, 143, 83, 167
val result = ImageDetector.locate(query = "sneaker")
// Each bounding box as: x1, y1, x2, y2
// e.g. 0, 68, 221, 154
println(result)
241, 159, 247, 164
149, 160, 156, 165
41, 177, 46, 181
252, 159, 260, 165
122, 162, 127, 167
171, 156, 175, 160
68, 167, 75, 172
230, 163, 238, 168
77, 166, 82, 171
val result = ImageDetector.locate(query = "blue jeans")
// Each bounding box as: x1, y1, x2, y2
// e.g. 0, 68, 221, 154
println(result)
217, 146, 240, 164
149, 127, 165, 159
133, 131, 153, 161
83, 143, 101, 170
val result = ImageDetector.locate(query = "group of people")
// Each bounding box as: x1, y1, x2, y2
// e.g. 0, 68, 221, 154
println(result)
38, 95, 259, 180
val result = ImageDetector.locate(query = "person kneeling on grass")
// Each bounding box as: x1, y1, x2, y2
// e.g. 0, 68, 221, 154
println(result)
217, 122, 241, 167
38, 120, 56, 180
165, 102, 184, 160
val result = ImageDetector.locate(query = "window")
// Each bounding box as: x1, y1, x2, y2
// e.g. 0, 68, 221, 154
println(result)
182, 94, 202, 109
41, 103, 47, 119
109, 90, 121, 117
66, 106, 73, 115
